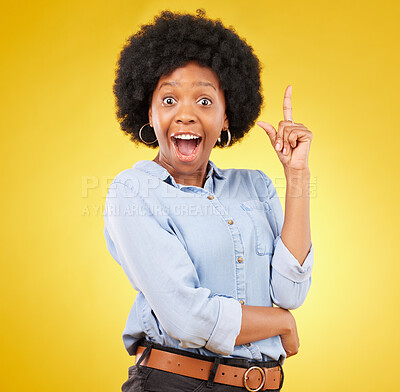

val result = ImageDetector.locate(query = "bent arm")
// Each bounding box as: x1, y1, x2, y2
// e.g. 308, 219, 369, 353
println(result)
234, 305, 293, 346
104, 180, 242, 356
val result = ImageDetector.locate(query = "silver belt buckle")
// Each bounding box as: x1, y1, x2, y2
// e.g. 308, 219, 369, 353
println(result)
243, 366, 266, 392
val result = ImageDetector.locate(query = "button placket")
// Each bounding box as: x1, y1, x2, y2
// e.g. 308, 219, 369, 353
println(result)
205, 195, 246, 304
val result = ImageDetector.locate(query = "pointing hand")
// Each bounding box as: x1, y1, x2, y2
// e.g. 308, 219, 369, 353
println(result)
257, 85, 313, 172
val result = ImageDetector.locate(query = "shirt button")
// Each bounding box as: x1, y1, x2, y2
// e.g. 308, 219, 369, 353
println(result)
227, 219, 234, 225
237, 257, 243, 263
207, 195, 214, 200
239, 300, 245, 305
245, 343, 251, 347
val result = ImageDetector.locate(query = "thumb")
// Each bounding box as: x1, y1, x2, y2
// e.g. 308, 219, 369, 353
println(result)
257, 121, 277, 144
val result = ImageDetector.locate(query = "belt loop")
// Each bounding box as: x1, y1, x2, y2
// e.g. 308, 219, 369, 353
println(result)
206, 357, 220, 388
136, 342, 153, 367
278, 362, 284, 390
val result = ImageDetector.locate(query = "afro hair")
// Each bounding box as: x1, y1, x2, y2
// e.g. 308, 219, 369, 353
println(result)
113, 9, 263, 148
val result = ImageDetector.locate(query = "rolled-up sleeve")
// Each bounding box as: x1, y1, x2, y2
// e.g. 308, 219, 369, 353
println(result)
272, 235, 313, 282
270, 235, 313, 309
104, 180, 242, 355
258, 170, 314, 309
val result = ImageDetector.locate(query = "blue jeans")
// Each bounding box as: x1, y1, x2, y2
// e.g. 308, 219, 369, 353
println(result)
121, 364, 254, 392
121, 340, 284, 392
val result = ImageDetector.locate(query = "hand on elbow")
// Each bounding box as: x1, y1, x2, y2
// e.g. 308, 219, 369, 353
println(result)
280, 310, 300, 358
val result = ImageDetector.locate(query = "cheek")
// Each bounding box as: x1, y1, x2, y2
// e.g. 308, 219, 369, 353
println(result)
151, 108, 169, 129
207, 109, 225, 132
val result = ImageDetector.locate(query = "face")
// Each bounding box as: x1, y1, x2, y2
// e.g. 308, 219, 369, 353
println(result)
148, 61, 229, 185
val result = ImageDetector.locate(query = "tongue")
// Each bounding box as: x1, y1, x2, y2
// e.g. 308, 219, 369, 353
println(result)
176, 139, 197, 156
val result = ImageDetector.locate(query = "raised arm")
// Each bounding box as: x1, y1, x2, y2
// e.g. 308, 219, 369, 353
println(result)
281, 166, 312, 265
257, 85, 314, 310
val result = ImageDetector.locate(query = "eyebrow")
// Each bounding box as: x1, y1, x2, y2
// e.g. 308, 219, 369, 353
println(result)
158, 81, 217, 92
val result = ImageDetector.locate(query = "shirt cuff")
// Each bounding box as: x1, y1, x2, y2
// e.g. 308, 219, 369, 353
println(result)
271, 235, 314, 283
205, 296, 242, 356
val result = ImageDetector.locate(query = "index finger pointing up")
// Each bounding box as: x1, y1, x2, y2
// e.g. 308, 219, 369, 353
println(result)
283, 85, 293, 122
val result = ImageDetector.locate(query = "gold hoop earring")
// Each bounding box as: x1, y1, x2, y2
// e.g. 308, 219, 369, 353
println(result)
218, 129, 231, 148
139, 123, 157, 145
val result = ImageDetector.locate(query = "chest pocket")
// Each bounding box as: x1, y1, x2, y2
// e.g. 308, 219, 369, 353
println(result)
240, 199, 278, 256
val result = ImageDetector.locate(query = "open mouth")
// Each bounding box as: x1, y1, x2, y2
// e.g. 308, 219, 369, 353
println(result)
171, 133, 202, 162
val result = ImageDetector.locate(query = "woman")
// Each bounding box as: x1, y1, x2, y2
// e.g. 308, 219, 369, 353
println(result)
104, 9, 314, 392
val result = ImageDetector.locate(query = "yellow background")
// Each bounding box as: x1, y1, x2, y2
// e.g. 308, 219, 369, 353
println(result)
1, 0, 399, 390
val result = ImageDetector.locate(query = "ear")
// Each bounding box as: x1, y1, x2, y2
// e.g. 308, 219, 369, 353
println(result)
223, 114, 229, 130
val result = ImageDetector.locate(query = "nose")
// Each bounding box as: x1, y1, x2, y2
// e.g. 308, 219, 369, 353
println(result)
175, 102, 197, 124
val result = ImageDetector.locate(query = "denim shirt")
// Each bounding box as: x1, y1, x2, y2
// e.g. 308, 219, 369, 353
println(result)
103, 159, 314, 363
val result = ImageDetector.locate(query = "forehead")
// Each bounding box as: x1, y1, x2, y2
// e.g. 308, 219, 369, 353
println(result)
155, 61, 222, 90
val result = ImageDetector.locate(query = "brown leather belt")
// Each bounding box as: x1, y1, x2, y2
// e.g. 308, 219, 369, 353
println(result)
135, 345, 283, 391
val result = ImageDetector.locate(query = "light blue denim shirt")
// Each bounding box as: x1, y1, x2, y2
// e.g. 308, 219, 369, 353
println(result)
103, 159, 314, 363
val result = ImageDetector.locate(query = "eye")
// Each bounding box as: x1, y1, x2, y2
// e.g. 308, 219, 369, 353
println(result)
162, 97, 176, 105
198, 98, 212, 106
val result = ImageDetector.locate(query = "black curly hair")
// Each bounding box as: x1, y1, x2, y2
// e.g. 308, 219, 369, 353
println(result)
113, 9, 263, 148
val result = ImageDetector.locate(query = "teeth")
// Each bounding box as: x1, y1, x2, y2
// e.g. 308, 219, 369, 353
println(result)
173, 134, 200, 140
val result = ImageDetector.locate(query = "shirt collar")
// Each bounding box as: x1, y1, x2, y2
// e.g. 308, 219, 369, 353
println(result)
132, 159, 226, 184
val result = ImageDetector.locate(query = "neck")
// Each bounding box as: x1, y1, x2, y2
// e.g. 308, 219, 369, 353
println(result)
153, 154, 210, 188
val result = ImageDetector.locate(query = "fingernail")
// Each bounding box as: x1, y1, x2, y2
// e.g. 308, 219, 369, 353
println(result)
283, 147, 287, 154
275, 142, 281, 150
